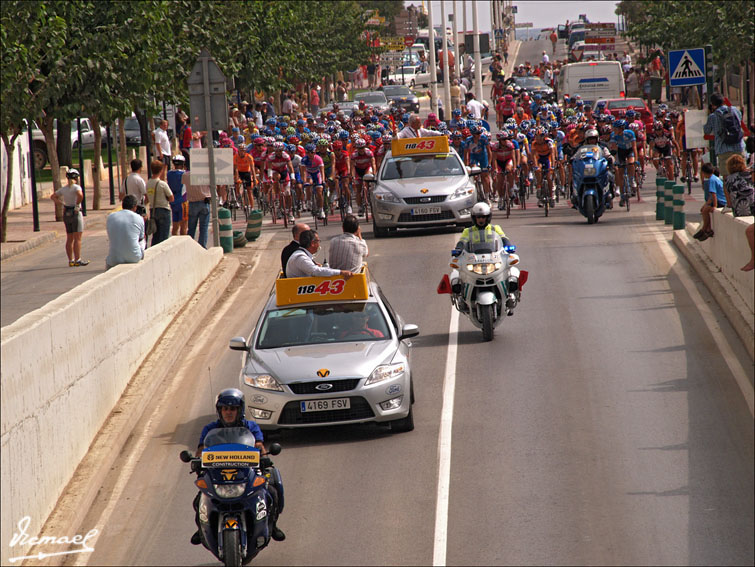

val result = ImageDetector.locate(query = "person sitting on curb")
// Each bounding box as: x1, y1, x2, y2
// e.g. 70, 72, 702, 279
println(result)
106, 195, 145, 270
693, 163, 726, 242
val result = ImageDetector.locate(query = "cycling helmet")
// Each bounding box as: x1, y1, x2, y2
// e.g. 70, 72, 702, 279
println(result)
653, 120, 663, 129
288, 135, 300, 144
339, 130, 349, 141
470, 125, 480, 135
286, 126, 296, 136
304, 143, 316, 152
585, 128, 599, 141
461, 127, 471, 138
669, 110, 680, 119
496, 130, 509, 140
506, 117, 517, 126
354, 138, 367, 149
452, 109, 462, 117
317, 138, 330, 149
534, 93, 542, 100
575, 99, 584, 107
265, 118, 277, 126
273, 134, 284, 142
535, 126, 546, 136
286, 143, 297, 154
470, 201, 492, 227
614, 119, 627, 129
333, 140, 344, 151
628, 122, 640, 132
215, 388, 245, 426
66, 168, 80, 179
658, 103, 668, 112
273, 141, 285, 151
564, 108, 575, 117
438, 122, 448, 131
624, 109, 636, 119
301, 133, 312, 143
297, 119, 306, 126
382, 134, 393, 144
504, 94, 514, 102
368, 130, 381, 140
556, 131, 566, 142
596, 100, 606, 108
450, 131, 462, 140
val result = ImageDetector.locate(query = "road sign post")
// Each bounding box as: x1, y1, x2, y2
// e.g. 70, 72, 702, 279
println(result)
188, 48, 227, 248
705, 44, 716, 167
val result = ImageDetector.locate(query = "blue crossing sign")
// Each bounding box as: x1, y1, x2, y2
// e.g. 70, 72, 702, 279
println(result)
668, 48, 706, 86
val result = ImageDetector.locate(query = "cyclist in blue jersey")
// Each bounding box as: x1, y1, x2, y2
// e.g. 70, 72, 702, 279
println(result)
464, 126, 493, 200
609, 120, 638, 205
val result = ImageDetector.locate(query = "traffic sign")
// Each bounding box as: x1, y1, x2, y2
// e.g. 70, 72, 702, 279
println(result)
586, 22, 616, 30
188, 49, 227, 132
189, 148, 234, 185
585, 37, 615, 44
515, 22, 533, 28
404, 36, 415, 47
669, 48, 706, 86
586, 29, 616, 38
494, 28, 504, 39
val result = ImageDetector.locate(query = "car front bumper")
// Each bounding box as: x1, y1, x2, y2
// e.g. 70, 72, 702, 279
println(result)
371, 194, 475, 229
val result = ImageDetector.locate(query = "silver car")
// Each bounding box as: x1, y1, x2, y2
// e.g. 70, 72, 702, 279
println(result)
369, 147, 478, 237
229, 280, 419, 433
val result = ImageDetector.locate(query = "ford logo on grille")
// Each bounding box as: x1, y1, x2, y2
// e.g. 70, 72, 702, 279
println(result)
315, 383, 334, 391
420, 197, 431, 203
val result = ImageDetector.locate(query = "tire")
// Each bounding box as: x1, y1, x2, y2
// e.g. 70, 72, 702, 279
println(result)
390, 405, 414, 433
33, 145, 48, 170
223, 529, 242, 567
481, 303, 494, 341
372, 215, 388, 238
585, 195, 596, 224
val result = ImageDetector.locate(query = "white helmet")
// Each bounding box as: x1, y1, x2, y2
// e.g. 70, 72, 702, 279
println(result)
471, 201, 492, 226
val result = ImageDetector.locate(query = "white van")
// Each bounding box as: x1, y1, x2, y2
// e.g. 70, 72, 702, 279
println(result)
557, 61, 625, 105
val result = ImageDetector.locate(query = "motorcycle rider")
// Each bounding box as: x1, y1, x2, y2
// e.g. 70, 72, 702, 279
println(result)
572, 128, 614, 208
191, 388, 286, 544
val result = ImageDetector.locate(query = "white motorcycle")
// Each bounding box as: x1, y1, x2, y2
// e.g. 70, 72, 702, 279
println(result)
442, 233, 526, 341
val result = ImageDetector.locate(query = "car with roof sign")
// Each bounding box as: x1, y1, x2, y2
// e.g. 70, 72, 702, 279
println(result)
229, 267, 419, 433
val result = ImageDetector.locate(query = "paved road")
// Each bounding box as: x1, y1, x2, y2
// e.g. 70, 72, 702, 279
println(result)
65, 159, 753, 566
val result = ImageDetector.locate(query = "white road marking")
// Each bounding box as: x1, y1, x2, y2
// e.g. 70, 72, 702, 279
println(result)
646, 218, 754, 416
433, 306, 460, 566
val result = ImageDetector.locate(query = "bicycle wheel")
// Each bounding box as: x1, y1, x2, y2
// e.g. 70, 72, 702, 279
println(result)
624, 177, 631, 212
270, 189, 278, 224
240, 187, 249, 222
505, 182, 511, 219
519, 183, 527, 210
363, 182, 370, 222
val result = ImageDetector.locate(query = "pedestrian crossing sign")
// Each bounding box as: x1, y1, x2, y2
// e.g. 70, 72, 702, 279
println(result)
669, 48, 706, 86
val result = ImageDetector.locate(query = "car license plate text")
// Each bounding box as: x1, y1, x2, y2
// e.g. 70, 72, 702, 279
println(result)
411, 206, 441, 215
300, 398, 351, 412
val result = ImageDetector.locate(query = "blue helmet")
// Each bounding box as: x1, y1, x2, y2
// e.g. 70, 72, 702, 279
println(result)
215, 388, 245, 426
625, 109, 636, 119
452, 109, 462, 117
304, 143, 316, 152
614, 119, 627, 129
339, 130, 349, 140
286, 143, 297, 154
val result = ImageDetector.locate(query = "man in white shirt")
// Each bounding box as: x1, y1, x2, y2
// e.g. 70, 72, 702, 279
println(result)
541, 51, 549, 65
397, 114, 446, 139
464, 93, 486, 119
120, 158, 148, 211
153, 120, 171, 174
286, 230, 354, 278
282, 93, 295, 116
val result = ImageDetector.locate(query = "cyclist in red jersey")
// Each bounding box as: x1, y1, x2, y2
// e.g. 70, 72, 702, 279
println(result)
350, 138, 376, 215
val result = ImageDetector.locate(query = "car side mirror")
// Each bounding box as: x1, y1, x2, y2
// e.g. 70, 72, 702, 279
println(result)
229, 336, 249, 351
268, 442, 282, 456
400, 324, 420, 340
363, 173, 375, 182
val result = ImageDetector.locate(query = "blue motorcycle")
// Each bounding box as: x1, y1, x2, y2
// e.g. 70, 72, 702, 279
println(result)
180, 428, 283, 566
570, 144, 612, 224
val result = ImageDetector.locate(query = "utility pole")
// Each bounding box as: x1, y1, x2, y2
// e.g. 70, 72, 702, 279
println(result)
452, 0, 461, 84
472, 0, 483, 102
428, 0, 439, 116
440, 0, 452, 116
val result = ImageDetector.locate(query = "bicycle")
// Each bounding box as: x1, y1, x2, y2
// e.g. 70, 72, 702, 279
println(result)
336, 174, 352, 221
536, 171, 551, 217
616, 163, 631, 212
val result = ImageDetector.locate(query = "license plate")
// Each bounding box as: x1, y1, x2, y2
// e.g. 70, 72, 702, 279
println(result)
411, 206, 441, 215
300, 398, 351, 412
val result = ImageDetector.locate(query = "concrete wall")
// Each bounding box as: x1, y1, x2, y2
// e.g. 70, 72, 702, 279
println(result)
0, 134, 32, 211
694, 210, 754, 314
0, 237, 222, 564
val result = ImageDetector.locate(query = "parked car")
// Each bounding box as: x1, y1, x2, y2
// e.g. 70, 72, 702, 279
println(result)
380, 85, 420, 113
27, 118, 108, 170
319, 101, 359, 118
353, 91, 392, 113
504, 76, 555, 102
387, 65, 421, 88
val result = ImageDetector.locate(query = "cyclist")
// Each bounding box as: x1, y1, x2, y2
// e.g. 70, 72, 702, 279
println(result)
491, 130, 519, 209
464, 126, 493, 201
670, 111, 699, 183
350, 138, 376, 215
648, 120, 677, 180
301, 143, 326, 219
316, 138, 335, 212
332, 140, 352, 214
265, 141, 295, 220
233, 145, 257, 211
496, 94, 516, 129
287, 143, 304, 213
609, 119, 638, 205
530, 127, 557, 207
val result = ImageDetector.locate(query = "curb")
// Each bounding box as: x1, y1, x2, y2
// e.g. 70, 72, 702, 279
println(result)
1, 231, 58, 261
27, 255, 241, 565
673, 227, 754, 361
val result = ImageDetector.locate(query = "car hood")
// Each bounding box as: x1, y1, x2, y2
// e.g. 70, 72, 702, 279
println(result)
250, 340, 397, 382
378, 175, 468, 196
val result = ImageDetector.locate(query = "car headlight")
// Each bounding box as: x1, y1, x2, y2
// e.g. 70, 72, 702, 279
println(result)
466, 262, 502, 275
214, 482, 246, 499
373, 187, 401, 203
451, 185, 475, 200
243, 374, 284, 392
365, 362, 406, 386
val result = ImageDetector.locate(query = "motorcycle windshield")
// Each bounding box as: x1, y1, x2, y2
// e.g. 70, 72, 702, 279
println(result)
203, 427, 258, 449
466, 234, 503, 255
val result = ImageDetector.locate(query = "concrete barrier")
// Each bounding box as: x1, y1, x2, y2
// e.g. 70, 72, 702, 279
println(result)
0, 237, 222, 564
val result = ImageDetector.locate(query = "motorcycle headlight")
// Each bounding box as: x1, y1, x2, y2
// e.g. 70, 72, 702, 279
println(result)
373, 187, 401, 203
365, 362, 406, 385
583, 165, 596, 176
243, 373, 284, 392
466, 263, 501, 275
214, 482, 246, 499
451, 185, 475, 200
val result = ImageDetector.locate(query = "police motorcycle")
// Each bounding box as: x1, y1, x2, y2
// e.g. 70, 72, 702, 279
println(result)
439, 203, 527, 341
180, 429, 283, 566
570, 129, 613, 224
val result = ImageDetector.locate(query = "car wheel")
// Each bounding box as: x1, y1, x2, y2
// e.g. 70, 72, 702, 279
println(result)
390, 405, 414, 433
33, 146, 48, 171
372, 216, 388, 238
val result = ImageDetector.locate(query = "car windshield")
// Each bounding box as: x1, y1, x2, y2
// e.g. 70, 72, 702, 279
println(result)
606, 99, 644, 109
256, 303, 390, 348
516, 77, 547, 88
202, 427, 259, 449
383, 86, 413, 96
381, 154, 464, 180
355, 93, 387, 104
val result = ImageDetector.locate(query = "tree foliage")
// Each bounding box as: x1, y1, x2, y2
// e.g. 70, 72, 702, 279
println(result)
618, 0, 754, 73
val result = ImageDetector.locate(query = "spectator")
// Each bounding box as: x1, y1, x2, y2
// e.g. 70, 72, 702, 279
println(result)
503, 44, 509, 64
282, 93, 294, 116
176, 110, 192, 167
723, 154, 754, 218
285, 230, 353, 278
704, 93, 746, 178
464, 92, 486, 119
541, 50, 549, 65
253, 103, 264, 130
51, 168, 89, 267
152, 119, 172, 178
397, 114, 445, 139
146, 159, 175, 246
167, 155, 188, 236
625, 67, 640, 98
693, 163, 726, 241
328, 214, 368, 272
281, 222, 311, 277
742, 224, 754, 272
336, 80, 347, 102
106, 195, 145, 269
450, 79, 461, 111
310, 85, 320, 115
120, 158, 148, 215
184, 171, 211, 248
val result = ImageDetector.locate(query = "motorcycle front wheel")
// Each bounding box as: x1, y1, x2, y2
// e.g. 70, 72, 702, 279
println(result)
481, 304, 494, 341
223, 530, 242, 567
585, 195, 596, 224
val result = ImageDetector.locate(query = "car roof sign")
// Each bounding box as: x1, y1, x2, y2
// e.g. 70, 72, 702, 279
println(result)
391, 136, 450, 156
275, 266, 369, 306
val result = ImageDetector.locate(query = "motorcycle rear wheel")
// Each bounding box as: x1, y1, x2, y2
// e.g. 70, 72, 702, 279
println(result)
481, 304, 494, 341
223, 530, 242, 567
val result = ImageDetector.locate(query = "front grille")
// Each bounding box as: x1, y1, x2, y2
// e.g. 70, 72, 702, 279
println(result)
403, 195, 447, 204
278, 397, 375, 424
398, 210, 455, 222
287, 379, 361, 395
